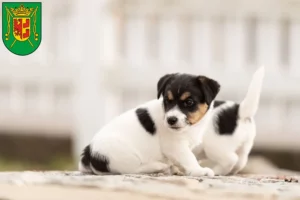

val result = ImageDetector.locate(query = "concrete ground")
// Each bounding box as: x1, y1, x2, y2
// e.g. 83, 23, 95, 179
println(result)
0, 171, 299, 200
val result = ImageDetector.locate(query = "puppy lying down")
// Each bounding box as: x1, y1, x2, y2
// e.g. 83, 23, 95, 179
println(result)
192, 66, 265, 176
79, 73, 220, 176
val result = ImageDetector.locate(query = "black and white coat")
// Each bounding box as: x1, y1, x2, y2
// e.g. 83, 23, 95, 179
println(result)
79, 74, 221, 177
79, 98, 215, 176
196, 67, 265, 175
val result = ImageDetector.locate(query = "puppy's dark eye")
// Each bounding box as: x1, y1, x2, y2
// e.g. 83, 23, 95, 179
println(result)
184, 98, 194, 107
164, 98, 172, 104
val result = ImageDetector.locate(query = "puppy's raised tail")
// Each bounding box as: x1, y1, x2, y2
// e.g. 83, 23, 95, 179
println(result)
239, 66, 265, 119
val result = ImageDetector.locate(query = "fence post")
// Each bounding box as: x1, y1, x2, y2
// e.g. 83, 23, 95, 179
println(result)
72, 0, 112, 161
257, 19, 280, 71
191, 18, 212, 69
290, 20, 300, 74
224, 18, 246, 71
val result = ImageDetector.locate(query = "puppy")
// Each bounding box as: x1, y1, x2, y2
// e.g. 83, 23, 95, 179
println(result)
194, 66, 265, 176
78, 73, 220, 176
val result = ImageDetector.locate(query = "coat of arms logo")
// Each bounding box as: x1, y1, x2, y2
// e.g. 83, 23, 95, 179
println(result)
2, 2, 42, 56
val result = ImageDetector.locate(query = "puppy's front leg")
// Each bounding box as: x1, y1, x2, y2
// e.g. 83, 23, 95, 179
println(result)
192, 143, 206, 160
162, 141, 214, 177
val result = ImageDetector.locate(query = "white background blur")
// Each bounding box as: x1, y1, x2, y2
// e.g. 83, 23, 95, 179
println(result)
0, 0, 300, 169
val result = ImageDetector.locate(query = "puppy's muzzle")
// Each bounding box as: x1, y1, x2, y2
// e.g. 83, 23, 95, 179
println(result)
167, 116, 178, 126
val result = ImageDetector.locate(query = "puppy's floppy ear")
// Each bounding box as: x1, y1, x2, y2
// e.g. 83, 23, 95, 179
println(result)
157, 74, 176, 99
198, 76, 220, 104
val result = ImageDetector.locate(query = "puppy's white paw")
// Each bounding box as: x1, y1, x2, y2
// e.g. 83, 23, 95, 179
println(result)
203, 167, 214, 177
187, 167, 215, 177
212, 166, 226, 176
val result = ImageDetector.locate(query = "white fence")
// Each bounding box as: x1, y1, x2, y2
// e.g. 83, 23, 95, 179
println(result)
1, 0, 300, 158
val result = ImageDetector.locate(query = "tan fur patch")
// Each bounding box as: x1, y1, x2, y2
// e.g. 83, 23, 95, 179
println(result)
167, 90, 174, 100
180, 92, 191, 101
187, 103, 208, 125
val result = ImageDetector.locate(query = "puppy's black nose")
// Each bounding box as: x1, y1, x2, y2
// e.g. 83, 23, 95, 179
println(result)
167, 116, 178, 125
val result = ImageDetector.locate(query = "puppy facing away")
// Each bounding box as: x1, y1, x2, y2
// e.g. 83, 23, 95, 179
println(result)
79, 73, 220, 177
195, 66, 265, 176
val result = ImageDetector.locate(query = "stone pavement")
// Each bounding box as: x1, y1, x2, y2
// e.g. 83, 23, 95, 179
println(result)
0, 171, 300, 200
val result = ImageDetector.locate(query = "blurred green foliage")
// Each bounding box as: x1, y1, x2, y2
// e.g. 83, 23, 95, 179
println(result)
0, 156, 76, 171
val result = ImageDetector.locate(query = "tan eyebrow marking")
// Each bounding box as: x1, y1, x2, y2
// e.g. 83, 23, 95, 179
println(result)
167, 90, 174, 100
180, 92, 191, 101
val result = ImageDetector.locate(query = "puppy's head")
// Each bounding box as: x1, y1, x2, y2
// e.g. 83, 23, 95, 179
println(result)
157, 73, 220, 132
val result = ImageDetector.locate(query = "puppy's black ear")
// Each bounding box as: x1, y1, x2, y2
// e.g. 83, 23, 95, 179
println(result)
198, 76, 220, 104
157, 74, 176, 99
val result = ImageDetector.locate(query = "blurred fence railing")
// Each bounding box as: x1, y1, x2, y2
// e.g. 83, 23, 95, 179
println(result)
1, 0, 300, 157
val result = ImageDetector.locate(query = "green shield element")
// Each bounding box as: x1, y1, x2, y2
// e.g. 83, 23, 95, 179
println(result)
2, 2, 42, 56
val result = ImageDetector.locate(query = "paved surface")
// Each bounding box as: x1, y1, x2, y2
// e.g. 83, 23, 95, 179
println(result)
0, 171, 299, 200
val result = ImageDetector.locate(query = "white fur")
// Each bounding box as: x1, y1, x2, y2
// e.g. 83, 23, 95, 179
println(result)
196, 66, 265, 175
80, 98, 214, 177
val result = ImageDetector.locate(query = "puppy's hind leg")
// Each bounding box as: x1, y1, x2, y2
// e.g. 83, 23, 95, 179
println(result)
206, 149, 238, 176
92, 139, 144, 174
95, 139, 170, 175
230, 141, 253, 175
136, 162, 170, 174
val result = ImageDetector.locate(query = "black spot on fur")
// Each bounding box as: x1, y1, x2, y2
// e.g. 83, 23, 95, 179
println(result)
81, 145, 91, 167
81, 145, 110, 173
90, 153, 110, 172
136, 108, 156, 135
215, 104, 240, 135
213, 100, 226, 108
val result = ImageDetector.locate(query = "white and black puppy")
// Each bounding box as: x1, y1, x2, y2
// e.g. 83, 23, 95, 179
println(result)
194, 66, 265, 176
78, 73, 220, 176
